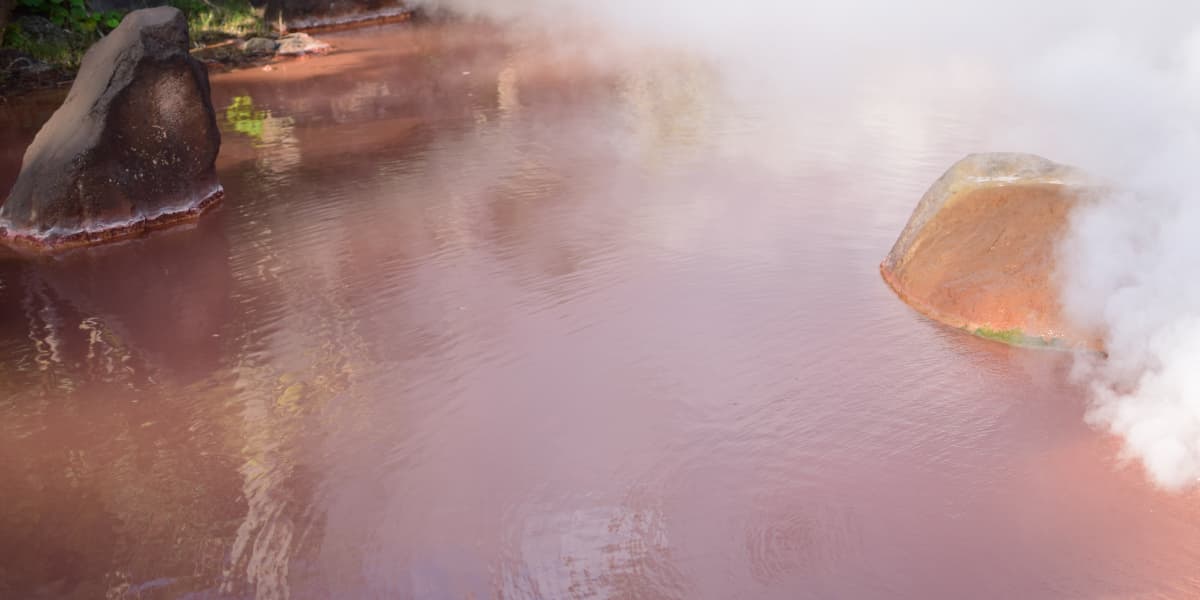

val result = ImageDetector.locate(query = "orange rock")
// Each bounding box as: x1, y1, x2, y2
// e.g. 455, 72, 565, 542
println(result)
880, 153, 1101, 349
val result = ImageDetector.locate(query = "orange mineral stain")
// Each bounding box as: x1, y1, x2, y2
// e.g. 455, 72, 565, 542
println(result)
881, 153, 1102, 349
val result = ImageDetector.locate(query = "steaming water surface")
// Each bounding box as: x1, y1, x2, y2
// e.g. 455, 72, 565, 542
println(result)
3, 21, 1200, 599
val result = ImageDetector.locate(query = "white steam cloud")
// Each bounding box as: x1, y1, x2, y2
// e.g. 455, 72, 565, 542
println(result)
414, 0, 1200, 489
1040, 30, 1200, 489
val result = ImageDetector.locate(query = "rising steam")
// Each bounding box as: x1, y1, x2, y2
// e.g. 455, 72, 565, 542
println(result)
413, 0, 1200, 488
1041, 30, 1200, 489
981, 17, 1200, 489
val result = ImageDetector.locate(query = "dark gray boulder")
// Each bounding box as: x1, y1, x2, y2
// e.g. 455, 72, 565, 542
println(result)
0, 6, 222, 249
242, 36, 279, 55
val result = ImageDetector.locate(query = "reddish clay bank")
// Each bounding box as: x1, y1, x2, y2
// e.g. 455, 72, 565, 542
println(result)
881, 153, 1100, 349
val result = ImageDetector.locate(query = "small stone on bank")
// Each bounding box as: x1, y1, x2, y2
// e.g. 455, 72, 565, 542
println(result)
276, 33, 330, 56
242, 37, 279, 55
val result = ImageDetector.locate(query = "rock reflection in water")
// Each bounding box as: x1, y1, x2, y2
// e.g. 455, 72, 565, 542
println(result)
618, 56, 718, 166
0, 221, 241, 598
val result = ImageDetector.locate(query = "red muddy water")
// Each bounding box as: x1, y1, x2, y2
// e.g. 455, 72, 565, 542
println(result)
2, 21, 1200, 600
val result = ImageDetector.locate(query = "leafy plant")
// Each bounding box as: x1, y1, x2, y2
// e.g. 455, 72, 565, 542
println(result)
2, 0, 124, 69
17, 0, 121, 35
169, 0, 266, 43
4, 20, 86, 68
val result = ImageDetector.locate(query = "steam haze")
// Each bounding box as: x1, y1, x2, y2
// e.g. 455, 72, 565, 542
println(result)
416, 0, 1200, 489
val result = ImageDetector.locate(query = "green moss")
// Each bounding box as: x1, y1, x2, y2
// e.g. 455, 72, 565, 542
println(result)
169, 0, 267, 43
971, 326, 1061, 348
3, 22, 87, 68
973, 327, 1024, 344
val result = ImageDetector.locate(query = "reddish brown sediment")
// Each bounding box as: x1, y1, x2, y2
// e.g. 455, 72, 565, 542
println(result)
880, 153, 1103, 350
0, 187, 224, 252
288, 8, 415, 34
264, 0, 414, 34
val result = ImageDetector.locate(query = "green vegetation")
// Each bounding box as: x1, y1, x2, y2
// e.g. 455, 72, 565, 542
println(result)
168, 0, 267, 44
18, 0, 119, 33
3, 24, 82, 66
972, 326, 1061, 348
3, 0, 122, 68
973, 327, 1026, 345
2, 0, 267, 73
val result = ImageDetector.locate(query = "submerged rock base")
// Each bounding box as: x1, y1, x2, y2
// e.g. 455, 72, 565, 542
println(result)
880, 153, 1100, 349
0, 188, 224, 252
